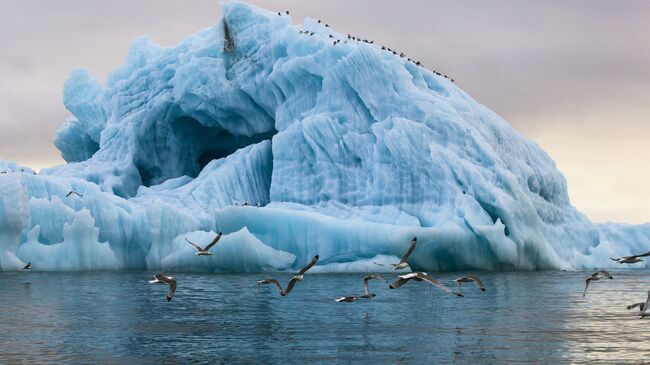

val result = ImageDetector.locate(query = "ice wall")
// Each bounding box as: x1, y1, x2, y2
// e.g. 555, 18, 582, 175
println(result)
1, 1, 648, 272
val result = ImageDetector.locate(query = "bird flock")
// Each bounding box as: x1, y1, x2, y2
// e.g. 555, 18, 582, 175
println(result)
277, 10, 455, 82
583, 250, 650, 318
141, 235, 485, 303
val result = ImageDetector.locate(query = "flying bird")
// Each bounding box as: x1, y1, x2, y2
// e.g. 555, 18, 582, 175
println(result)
335, 275, 386, 302
583, 270, 613, 297
149, 273, 177, 301
22, 262, 31, 270
185, 232, 223, 256
257, 255, 319, 296
610, 251, 650, 264
374, 237, 417, 270
454, 275, 485, 296
627, 290, 650, 318
66, 190, 83, 198
389, 272, 461, 296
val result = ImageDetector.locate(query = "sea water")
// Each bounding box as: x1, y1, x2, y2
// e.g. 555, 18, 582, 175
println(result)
2, 270, 650, 364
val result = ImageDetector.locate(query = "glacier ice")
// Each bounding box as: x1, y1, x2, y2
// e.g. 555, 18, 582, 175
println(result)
1, 1, 649, 272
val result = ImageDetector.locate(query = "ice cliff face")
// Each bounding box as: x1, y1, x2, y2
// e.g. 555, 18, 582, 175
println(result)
1, 1, 648, 271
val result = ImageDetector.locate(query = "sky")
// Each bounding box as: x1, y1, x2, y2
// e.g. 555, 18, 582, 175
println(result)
1, 0, 649, 223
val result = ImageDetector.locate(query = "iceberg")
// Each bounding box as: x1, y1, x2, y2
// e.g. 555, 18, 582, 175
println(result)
1, 1, 648, 272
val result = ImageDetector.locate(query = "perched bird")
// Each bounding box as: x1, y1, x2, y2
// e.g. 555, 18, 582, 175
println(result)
583, 270, 613, 297
22, 262, 31, 270
277, 12, 281, 16
335, 275, 385, 302
454, 275, 485, 296
610, 251, 650, 264
627, 289, 650, 318
374, 237, 417, 270
66, 190, 83, 198
149, 273, 177, 301
184, 232, 223, 256
286, 10, 289, 15
389, 272, 462, 296
257, 255, 319, 296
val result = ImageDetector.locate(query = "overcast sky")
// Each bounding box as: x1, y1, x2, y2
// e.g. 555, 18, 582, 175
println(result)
1, 0, 649, 223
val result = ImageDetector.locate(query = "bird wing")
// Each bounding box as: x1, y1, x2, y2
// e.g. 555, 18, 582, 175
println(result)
257, 279, 284, 294
642, 291, 650, 315
635, 250, 650, 258
297, 255, 319, 275
415, 273, 456, 295
204, 232, 223, 251
583, 278, 591, 297
283, 277, 299, 295
597, 270, 613, 279
469, 275, 485, 290
184, 238, 203, 252
363, 275, 384, 296
399, 238, 417, 264
66, 191, 73, 197
455, 280, 462, 294
627, 302, 645, 311
167, 279, 177, 301
154, 273, 174, 284
389, 276, 414, 289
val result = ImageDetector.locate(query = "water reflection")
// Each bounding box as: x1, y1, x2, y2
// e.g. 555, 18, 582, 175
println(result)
2, 270, 650, 363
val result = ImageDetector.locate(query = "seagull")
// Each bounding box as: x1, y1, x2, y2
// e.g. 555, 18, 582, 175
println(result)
610, 251, 650, 264
335, 275, 386, 302
389, 272, 462, 296
627, 290, 650, 318
374, 237, 417, 270
583, 269, 613, 297
66, 190, 83, 198
22, 262, 31, 270
184, 232, 223, 256
257, 255, 319, 296
286, 10, 289, 15
149, 273, 177, 301
454, 275, 485, 296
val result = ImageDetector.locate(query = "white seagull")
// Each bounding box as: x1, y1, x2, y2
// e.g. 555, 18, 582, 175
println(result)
583, 270, 613, 297
335, 275, 386, 302
627, 290, 650, 318
610, 250, 650, 264
374, 237, 417, 270
389, 272, 462, 296
257, 255, 319, 296
149, 273, 177, 301
185, 232, 223, 256
454, 275, 485, 296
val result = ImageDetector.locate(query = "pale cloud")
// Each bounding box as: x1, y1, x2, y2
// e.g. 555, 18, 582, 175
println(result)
0, 0, 648, 223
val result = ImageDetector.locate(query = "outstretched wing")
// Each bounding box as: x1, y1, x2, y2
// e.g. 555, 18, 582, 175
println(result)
399, 237, 417, 264
635, 250, 650, 258
297, 255, 319, 275
597, 270, 613, 279
283, 277, 300, 295
204, 232, 223, 251
469, 275, 485, 291
257, 279, 284, 294
416, 273, 458, 296
363, 275, 384, 296
66, 191, 73, 197
184, 238, 203, 252
642, 291, 650, 315
583, 278, 591, 297
167, 279, 177, 301
627, 302, 645, 311
389, 275, 416, 289
154, 273, 174, 284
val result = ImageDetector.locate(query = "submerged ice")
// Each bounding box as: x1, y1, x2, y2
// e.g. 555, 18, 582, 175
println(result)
1, 1, 649, 272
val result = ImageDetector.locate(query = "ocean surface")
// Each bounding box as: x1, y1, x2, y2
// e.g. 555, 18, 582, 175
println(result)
2, 270, 650, 364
